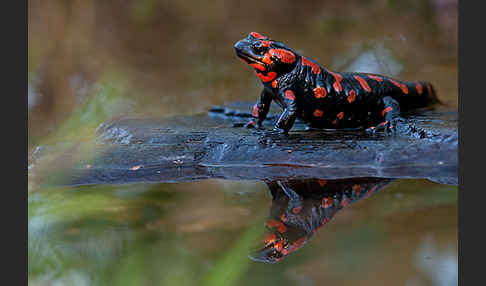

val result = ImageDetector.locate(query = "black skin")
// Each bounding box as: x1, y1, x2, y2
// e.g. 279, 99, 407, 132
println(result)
234, 32, 439, 134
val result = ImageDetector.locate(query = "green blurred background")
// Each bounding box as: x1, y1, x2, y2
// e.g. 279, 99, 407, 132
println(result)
28, 0, 457, 148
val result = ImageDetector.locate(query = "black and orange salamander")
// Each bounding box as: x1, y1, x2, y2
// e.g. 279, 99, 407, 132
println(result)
234, 32, 439, 134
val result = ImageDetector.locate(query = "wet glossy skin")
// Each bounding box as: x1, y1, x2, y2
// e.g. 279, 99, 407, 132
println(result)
234, 32, 439, 134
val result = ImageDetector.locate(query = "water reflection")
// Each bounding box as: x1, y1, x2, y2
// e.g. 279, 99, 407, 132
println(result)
28, 177, 458, 285
251, 177, 394, 263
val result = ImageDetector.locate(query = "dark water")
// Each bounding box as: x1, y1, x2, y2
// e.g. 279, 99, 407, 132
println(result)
28, 178, 457, 286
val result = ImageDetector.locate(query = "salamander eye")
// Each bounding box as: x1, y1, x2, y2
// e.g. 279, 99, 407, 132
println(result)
251, 43, 267, 54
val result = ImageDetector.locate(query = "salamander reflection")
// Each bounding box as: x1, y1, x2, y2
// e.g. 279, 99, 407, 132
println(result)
250, 177, 394, 263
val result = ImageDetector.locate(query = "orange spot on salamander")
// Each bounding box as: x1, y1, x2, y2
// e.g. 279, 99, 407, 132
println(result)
264, 233, 277, 246
282, 237, 306, 255
273, 240, 283, 251
347, 90, 356, 103
318, 179, 327, 187
367, 75, 383, 82
416, 83, 423, 95
329, 71, 343, 92
352, 184, 362, 196
259, 40, 273, 47
255, 71, 277, 82
313, 109, 324, 117
368, 185, 378, 197
337, 112, 344, 119
250, 32, 266, 39
252, 104, 259, 117
322, 197, 334, 208
265, 219, 287, 233
314, 87, 327, 98
285, 90, 295, 101
272, 80, 278, 88
354, 75, 371, 92
389, 79, 409, 94
262, 53, 272, 64
341, 197, 350, 207
269, 49, 296, 64
321, 217, 329, 226
301, 56, 321, 74
382, 106, 393, 117
292, 206, 302, 214
250, 63, 265, 71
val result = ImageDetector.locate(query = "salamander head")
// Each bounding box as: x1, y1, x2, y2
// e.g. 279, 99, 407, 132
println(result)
234, 32, 299, 83
248, 223, 308, 263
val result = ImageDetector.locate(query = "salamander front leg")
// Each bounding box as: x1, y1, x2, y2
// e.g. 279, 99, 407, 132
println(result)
273, 90, 299, 134
246, 89, 272, 129
276, 181, 304, 214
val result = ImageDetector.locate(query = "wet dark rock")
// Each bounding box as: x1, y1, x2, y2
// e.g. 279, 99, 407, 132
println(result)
35, 102, 458, 186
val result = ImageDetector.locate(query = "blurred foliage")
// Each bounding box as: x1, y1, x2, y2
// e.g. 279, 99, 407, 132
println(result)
202, 221, 263, 286
28, 181, 268, 285
28, 70, 134, 189
49, 70, 132, 144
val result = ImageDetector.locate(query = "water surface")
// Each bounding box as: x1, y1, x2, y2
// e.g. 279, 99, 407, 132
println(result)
28, 178, 457, 286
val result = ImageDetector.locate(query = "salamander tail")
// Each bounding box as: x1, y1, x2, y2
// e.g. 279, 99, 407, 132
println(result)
392, 80, 441, 110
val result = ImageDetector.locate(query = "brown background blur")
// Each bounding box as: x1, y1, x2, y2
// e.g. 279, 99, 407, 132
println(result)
28, 0, 457, 146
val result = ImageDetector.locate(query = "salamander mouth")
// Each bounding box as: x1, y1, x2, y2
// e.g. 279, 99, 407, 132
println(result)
248, 245, 283, 263
236, 50, 265, 65
248, 233, 289, 263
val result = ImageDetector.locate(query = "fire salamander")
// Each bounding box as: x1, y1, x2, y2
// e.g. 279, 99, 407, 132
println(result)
234, 32, 439, 134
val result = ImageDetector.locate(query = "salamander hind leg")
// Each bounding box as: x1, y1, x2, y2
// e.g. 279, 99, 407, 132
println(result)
366, 96, 402, 134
